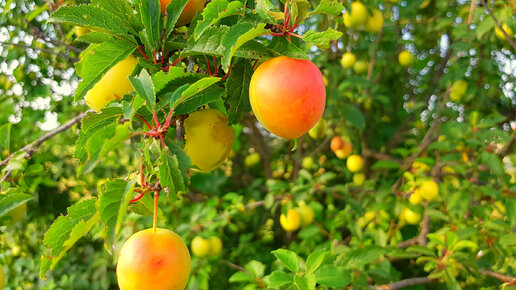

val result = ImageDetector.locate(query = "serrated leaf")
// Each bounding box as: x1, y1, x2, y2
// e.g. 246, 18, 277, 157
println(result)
406, 245, 437, 257
245, 260, 265, 278
130, 69, 156, 111
152, 68, 187, 93
302, 28, 342, 49
343, 246, 388, 268
255, 0, 277, 24
194, 0, 244, 40
225, 59, 252, 125
48, 5, 128, 36
76, 31, 115, 43
98, 179, 136, 251
271, 249, 300, 273
177, 77, 221, 106
340, 104, 365, 131
266, 271, 293, 288
159, 148, 187, 198
315, 265, 351, 287
134, 0, 161, 52
74, 41, 136, 101
165, 0, 190, 38
92, 0, 143, 34
229, 271, 254, 282
268, 37, 309, 59
306, 249, 327, 274
0, 191, 32, 218
40, 199, 100, 278
157, 73, 206, 98
311, 0, 344, 16
221, 22, 269, 71
500, 233, 516, 247
175, 85, 225, 115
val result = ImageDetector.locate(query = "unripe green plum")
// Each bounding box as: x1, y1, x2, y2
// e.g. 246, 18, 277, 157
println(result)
249, 56, 326, 139
2, 202, 26, 225
308, 118, 326, 139
116, 228, 191, 290
191, 236, 211, 257
401, 208, 421, 225
85, 55, 137, 112
297, 203, 314, 227
302, 156, 315, 170
183, 109, 234, 172
450, 80, 467, 102
353, 173, 365, 186
159, 0, 205, 26
208, 236, 223, 256
398, 50, 414, 67
353, 60, 369, 74
245, 152, 261, 168
340, 52, 356, 69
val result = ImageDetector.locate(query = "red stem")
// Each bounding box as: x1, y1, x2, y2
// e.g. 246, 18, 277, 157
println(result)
159, 135, 166, 149
221, 66, 232, 81
135, 114, 153, 130
152, 50, 158, 65
153, 191, 159, 233
144, 131, 161, 137
164, 108, 175, 129
285, 1, 291, 27
152, 111, 160, 128
213, 56, 218, 76
129, 188, 150, 203
160, 46, 165, 66
205, 56, 213, 75
270, 32, 285, 36
137, 46, 149, 61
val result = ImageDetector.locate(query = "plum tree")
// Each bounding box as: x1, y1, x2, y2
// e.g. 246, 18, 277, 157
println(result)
159, 0, 205, 26
84, 55, 137, 112
398, 50, 414, 67
347, 155, 364, 173
340, 52, 356, 69
280, 209, 301, 232
249, 56, 326, 139
191, 236, 211, 257
116, 228, 191, 290
183, 109, 234, 172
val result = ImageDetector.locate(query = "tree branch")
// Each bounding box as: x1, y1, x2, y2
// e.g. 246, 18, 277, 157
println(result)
0, 41, 79, 62
0, 112, 89, 190
479, 269, 516, 283
480, 0, 516, 51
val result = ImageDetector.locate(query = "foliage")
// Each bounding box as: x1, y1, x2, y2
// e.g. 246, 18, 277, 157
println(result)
1, 0, 515, 289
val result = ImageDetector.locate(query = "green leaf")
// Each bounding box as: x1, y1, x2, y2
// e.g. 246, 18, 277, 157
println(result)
221, 22, 269, 71
340, 104, 365, 131
176, 77, 221, 107
40, 199, 100, 279
194, 0, 244, 40
294, 275, 310, 290
245, 260, 265, 278
306, 249, 328, 274
271, 249, 300, 273
315, 265, 351, 288
134, 0, 161, 52
152, 68, 187, 94
0, 123, 11, 154
76, 32, 115, 43
479, 151, 505, 176
165, 0, 190, 38
225, 59, 253, 125
0, 190, 32, 218
175, 85, 225, 115
159, 148, 187, 198
266, 271, 293, 288
343, 246, 389, 268
74, 41, 136, 101
229, 271, 254, 282
311, 0, 344, 16
92, 0, 143, 34
500, 233, 516, 247
450, 240, 478, 252
406, 245, 437, 257
98, 179, 136, 251
255, 0, 277, 24
268, 37, 309, 59
130, 69, 156, 111
48, 5, 128, 36
302, 28, 342, 49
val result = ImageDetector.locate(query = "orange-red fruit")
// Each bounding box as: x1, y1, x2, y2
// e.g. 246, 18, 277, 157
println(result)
249, 56, 326, 139
159, 0, 205, 26
117, 228, 191, 290
330, 136, 344, 152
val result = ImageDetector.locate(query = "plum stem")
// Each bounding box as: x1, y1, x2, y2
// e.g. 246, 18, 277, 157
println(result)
135, 114, 153, 130
137, 46, 149, 61
153, 191, 160, 233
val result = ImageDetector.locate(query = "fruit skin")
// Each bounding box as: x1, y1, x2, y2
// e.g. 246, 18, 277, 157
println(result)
3, 202, 26, 225
249, 56, 326, 139
208, 236, 223, 256
353, 60, 369, 74
85, 55, 137, 112
450, 80, 467, 102
409, 189, 423, 205
297, 203, 314, 227
419, 180, 439, 201
341, 52, 356, 69
343, 11, 352, 27
349, 2, 368, 28
330, 136, 344, 152
353, 173, 366, 186
347, 155, 364, 173
191, 236, 211, 257
280, 209, 301, 232
398, 50, 414, 67
159, 0, 205, 26
116, 228, 191, 290
184, 109, 234, 173
365, 9, 383, 33
302, 156, 315, 170
495, 23, 514, 40
245, 152, 261, 167
308, 119, 326, 139
402, 208, 421, 225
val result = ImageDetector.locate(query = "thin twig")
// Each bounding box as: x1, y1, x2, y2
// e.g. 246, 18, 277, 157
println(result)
1, 41, 79, 62
480, 0, 516, 51
369, 277, 437, 290
479, 269, 516, 283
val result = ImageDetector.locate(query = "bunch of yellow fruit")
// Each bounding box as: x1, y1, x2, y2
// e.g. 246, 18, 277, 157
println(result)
280, 202, 315, 232
190, 236, 223, 257
343, 2, 383, 33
